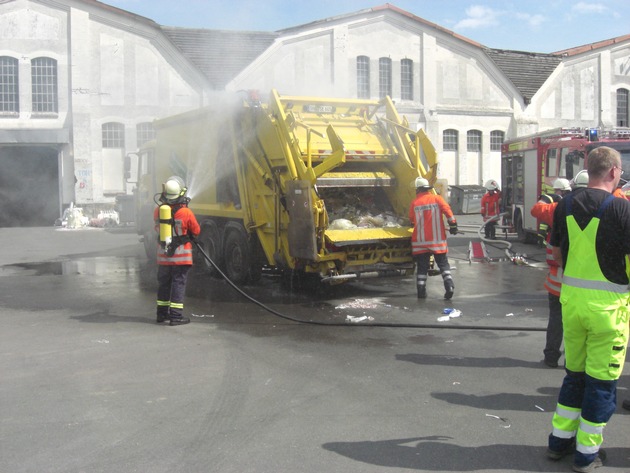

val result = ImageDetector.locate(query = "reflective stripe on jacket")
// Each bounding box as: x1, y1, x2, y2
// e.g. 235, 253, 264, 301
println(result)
531, 200, 561, 296
154, 206, 201, 266
481, 191, 501, 221
409, 192, 455, 255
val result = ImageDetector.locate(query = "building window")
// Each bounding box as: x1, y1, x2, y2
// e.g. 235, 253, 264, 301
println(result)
401, 59, 413, 100
102, 122, 125, 148
443, 129, 458, 151
618, 88, 629, 127
490, 130, 505, 151
136, 122, 155, 147
0, 56, 19, 115
357, 56, 370, 99
467, 130, 482, 152
31, 57, 58, 114
379, 57, 392, 98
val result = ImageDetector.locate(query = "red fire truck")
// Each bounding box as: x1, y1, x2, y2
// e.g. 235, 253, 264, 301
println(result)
501, 126, 630, 242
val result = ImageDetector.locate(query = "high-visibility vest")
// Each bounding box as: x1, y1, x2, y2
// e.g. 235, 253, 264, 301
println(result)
481, 191, 501, 221
530, 200, 562, 296
409, 192, 456, 255
552, 193, 629, 453
153, 205, 201, 265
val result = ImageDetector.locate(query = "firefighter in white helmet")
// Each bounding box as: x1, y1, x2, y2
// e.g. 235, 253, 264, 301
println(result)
153, 176, 200, 326
409, 177, 458, 300
481, 179, 501, 239
571, 170, 588, 189
529, 177, 572, 369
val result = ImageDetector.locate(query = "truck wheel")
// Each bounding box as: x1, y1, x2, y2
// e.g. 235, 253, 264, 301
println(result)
223, 224, 252, 284
143, 230, 157, 260
198, 221, 223, 276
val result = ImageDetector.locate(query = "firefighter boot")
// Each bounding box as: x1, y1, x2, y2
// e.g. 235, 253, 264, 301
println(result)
444, 280, 455, 300
169, 315, 191, 326
417, 284, 427, 299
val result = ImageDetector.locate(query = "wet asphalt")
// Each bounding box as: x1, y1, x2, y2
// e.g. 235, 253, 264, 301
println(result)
1, 216, 629, 473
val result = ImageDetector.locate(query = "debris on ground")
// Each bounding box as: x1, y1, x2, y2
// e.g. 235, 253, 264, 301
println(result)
438, 308, 461, 322
346, 315, 375, 323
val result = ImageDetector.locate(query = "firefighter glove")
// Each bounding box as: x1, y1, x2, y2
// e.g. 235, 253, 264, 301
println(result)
449, 222, 458, 235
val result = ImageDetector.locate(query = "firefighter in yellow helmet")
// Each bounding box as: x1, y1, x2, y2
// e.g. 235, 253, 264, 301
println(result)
153, 176, 200, 326
546, 147, 630, 471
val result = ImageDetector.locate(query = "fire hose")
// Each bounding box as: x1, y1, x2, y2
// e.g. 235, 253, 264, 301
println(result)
191, 238, 546, 332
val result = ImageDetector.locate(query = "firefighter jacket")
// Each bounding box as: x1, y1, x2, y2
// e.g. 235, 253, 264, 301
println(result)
154, 205, 201, 265
481, 191, 501, 221
613, 187, 628, 200
409, 191, 456, 255
531, 200, 561, 296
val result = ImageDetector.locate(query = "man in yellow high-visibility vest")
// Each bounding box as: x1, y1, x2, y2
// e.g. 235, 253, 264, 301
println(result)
547, 147, 630, 473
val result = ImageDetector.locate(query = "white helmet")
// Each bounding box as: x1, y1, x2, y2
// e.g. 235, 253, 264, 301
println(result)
571, 170, 589, 189
414, 177, 432, 189
552, 178, 571, 191
484, 179, 499, 191
163, 176, 187, 203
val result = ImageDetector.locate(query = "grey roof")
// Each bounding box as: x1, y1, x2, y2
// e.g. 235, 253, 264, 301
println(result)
161, 27, 278, 89
484, 49, 562, 103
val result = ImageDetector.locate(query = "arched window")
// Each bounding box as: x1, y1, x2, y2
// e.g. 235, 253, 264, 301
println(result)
490, 130, 505, 151
443, 129, 458, 151
379, 57, 392, 98
401, 59, 413, 100
102, 122, 125, 148
0, 56, 19, 115
357, 56, 370, 99
31, 57, 58, 114
136, 122, 156, 147
618, 88, 629, 127
467, 130, 482, 152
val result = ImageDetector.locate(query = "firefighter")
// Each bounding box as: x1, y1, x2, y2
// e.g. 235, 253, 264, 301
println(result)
546, 147, 630, 472
154, 176, 201, 326
530, 177, 571, 369
480, 179, 501, 239
409, 177, 458, 300
570, 170, 589, 190
536, 178, 572, 247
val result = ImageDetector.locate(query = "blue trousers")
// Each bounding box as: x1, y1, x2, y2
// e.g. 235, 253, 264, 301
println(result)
157, 264, 192, 318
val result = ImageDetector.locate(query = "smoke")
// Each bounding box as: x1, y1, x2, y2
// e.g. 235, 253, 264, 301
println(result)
181, 90, 247, 202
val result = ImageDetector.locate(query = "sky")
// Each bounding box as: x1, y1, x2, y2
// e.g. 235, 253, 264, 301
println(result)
103, 0, 628, 54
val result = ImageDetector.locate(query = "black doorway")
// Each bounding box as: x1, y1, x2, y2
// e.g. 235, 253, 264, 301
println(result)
0, 146, 60, 227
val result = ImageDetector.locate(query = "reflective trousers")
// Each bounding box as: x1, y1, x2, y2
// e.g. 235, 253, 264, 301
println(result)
414, 252, 453, 292
157, 264, 192, 318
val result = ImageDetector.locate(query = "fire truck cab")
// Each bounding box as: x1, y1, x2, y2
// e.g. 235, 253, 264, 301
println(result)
501, 126, 630, 242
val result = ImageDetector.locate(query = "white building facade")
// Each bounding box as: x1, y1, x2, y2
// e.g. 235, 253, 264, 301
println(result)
228, 6, 630, 189
0, 0, 208, 225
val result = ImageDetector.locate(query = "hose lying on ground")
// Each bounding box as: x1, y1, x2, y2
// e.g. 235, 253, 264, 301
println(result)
191, 239, 546, 332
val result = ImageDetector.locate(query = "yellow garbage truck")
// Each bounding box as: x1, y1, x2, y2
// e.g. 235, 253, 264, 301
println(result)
131, 90, 439, 283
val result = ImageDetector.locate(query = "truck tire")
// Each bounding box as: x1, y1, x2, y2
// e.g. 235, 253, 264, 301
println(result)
197, 220, 223, 277
223, 223, 252, 284
143, 230, 157, 260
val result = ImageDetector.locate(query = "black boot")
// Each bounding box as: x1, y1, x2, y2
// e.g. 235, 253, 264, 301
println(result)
169, 315, 191, 326
444, 283, 454, 300
417, 285, 427, 299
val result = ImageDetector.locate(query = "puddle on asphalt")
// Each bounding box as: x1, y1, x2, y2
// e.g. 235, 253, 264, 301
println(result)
2, 257, 140, 277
